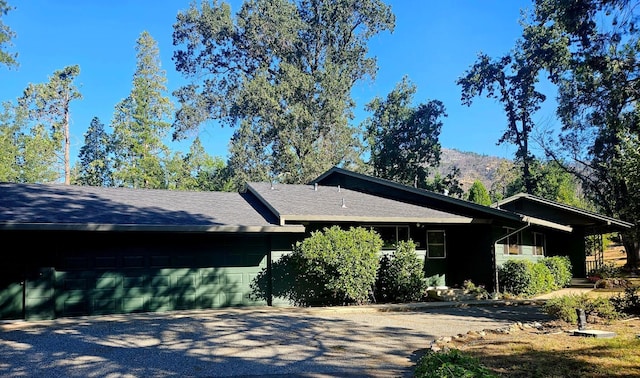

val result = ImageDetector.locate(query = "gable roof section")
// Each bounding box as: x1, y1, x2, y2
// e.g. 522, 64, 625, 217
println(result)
0, 182, 304, 233
492, 193, 633, 233
311, 167, 523, 223
246, 182, 475, 225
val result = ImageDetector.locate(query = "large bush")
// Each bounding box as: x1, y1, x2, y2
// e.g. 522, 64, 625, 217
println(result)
541, 256, 573, 289
498, 259, 556, 297
375, 240, 427, 303
251, 226, 383, 306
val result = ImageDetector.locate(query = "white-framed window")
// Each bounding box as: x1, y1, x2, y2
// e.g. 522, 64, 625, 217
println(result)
368, 225, 410, 250
426, 230, 446, 258
503, 227, 521, 255
533, 232, 546, 256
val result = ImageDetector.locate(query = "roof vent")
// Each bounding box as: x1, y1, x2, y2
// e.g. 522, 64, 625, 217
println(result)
314, 183, 318, 191
341, 198, 347, 208
337, 185, 341, 193
270, 181, 275, 190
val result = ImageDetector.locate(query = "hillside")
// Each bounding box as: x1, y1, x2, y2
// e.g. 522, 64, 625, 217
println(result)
435, 148, 512, 192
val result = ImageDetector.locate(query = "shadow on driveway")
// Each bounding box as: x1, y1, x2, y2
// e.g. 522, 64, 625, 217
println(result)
0, 303, 551, 377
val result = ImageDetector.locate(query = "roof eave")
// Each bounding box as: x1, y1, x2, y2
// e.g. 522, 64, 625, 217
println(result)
0, 223, 306, 233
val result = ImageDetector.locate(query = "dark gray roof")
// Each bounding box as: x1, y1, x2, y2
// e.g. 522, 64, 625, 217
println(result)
0, 182, 303, 233
493, 193, 634, 232
246, 182, 474, 225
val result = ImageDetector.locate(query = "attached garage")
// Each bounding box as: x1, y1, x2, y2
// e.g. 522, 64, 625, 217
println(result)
0, 184, 303, 321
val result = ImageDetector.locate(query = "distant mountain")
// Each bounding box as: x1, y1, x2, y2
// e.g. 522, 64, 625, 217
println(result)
435, 148, 512, 192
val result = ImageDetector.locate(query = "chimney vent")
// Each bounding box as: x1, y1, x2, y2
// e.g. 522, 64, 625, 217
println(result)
341, 198, 347, 208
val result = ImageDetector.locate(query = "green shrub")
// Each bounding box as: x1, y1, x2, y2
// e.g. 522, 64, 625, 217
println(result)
499, 259, 559, 297
544, 294, 619, 323
374, 240, 427, 303
414, 349, 496, 378
541, 256, 573, 289
588, 262, 622, 279
250, 226, 383, 306
498, 260, 533, 296
462, 279, 490, 300
610, 287, 640, 315
530, 262, 556, 295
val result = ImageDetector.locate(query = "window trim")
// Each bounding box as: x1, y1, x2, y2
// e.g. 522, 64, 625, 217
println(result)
426, 230, 446, 259
365, 225, 410, 250
502, 227, 521, 255
533, 232, 546, 256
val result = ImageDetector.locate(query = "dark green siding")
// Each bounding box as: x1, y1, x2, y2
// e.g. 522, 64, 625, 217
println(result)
0, 230, 283, 320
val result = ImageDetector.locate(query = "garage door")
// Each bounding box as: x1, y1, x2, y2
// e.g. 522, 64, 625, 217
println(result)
48, 235, 269, 319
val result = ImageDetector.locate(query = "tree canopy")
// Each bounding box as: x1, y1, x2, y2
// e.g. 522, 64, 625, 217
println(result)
172, 0, 395, 184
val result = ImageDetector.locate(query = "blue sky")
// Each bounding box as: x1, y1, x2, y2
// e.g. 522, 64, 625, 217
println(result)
1, 1, 556, 164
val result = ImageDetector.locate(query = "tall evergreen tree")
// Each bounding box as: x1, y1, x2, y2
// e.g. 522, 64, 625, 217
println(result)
111, 31, 173, 189
0, 101, 58, 183
17, 65, 81, 184
172, 0, 395, 184
76, 116, 112, 186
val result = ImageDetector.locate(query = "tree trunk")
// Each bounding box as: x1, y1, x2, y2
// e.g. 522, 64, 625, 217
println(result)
622, 230, 640, 272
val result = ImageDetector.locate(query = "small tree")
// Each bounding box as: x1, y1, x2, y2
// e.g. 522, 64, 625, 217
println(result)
467, 180, 492, 205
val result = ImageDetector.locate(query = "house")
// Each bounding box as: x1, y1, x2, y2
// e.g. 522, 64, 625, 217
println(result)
0, 167, 632, 320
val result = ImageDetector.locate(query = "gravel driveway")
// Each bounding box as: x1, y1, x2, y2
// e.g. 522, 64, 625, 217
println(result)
0, 302, 551, 377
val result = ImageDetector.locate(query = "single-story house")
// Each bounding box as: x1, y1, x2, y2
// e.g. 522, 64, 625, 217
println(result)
0, 167, 632, 320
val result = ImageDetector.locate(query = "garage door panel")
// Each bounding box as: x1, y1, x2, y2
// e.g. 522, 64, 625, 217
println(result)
32, 236, 272, 319
93, 298, 120, 314
123, 297, 145, 312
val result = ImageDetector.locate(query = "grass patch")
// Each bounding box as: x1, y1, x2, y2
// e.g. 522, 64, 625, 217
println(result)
430, 317, 640, 377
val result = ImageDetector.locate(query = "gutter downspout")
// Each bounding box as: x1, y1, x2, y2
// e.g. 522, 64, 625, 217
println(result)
491, 221, 531, 297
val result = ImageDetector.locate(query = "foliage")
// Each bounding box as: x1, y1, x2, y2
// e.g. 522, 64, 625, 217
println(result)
414, 349, 496, 378
110, 31, 173, 189
251, 226, 382, 306
461, 280, 490, 300
18, 65, 82, 185
172, 0, 395, 185
457, 42, 546, 195
498, 259, 556, 297
588, 262, 622, 279
364, 76, 446, 189
610, 287, 640, 316
165, 137, 234, 191
75, 117, 112, 186
541, 256, 573, 289
467, 180, 491, 205
521, 0, 640, 269
544, 293, 619, 323
0, 101, 58, 183
424, 166, 465, 198
0, 0, 17, 69
374, 240, 427, 303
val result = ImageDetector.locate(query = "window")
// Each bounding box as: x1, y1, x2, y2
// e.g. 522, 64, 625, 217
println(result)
503, 228, 521, 255
368, 225, 410, 250
533, 232, 545, 256
427, 230, 446, 258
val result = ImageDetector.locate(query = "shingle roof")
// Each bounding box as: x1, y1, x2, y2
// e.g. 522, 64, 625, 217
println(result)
0, 182, 303, 233
493, 193, 633, 231
246, 182, 474, 225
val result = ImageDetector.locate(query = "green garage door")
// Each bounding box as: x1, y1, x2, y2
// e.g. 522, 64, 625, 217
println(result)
51, 235, 269, 318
